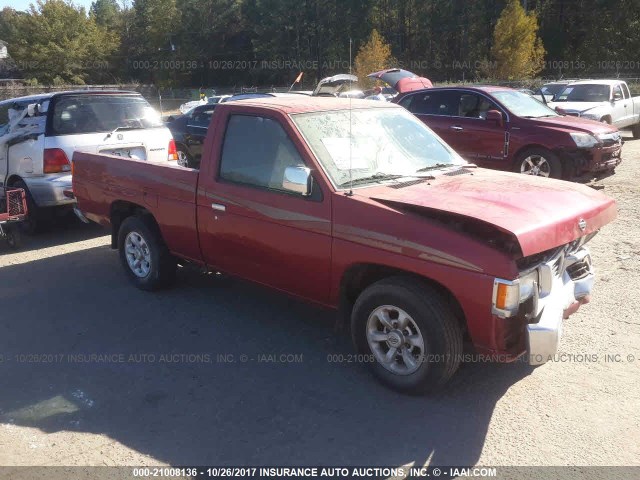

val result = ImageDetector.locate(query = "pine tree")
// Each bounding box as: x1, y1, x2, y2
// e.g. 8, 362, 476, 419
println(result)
486, 0, 545, 80
354, 29, 394, 88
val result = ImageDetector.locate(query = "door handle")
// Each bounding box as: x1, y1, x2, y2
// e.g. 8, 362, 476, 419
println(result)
450, 125, 463, 131
211, 203, 226, 212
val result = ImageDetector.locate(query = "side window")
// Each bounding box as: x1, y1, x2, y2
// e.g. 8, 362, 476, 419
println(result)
404, 91, 458, 116
622, 83, 631, 99
459, 93, 500, 119
612, 84, 623, 100
0, 104, 9, 130
220, 115, 307, 192
189, 108, 214, 127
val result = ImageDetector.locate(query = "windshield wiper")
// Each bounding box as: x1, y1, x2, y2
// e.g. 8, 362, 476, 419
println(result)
338, 173, 404, 188
415, 163, 454, 173
105, 125, 141, 138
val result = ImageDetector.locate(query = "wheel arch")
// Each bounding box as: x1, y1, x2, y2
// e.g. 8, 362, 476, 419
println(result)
110, 200, 162, 250
6, 174, 24, 188
338, 263, 468, 336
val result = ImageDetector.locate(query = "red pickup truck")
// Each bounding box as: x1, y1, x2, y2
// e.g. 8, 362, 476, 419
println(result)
395, 86, 623, 180
72, 97, 616, 393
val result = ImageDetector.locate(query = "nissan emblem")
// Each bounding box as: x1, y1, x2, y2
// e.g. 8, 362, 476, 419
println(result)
578, 218, 587, 231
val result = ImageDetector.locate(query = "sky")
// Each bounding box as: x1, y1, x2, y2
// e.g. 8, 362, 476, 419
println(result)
1, 0, 95, 12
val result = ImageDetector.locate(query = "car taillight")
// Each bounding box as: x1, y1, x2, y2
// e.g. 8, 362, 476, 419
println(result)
43, 148, 71, 173
168, 139, 178, 161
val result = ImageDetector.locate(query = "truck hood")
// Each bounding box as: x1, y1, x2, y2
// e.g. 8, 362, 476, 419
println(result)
362, 168, 616, 257
547, 101, 609, 113
525, 114, 619, 135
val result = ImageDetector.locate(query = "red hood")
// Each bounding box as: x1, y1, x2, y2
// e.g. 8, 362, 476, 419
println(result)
362, 168, 616, 257
527, 115, 620, 135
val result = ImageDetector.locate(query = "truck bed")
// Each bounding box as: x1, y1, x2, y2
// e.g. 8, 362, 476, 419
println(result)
73, 152, 202, 263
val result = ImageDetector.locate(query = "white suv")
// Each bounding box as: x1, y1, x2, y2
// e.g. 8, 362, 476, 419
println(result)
0, 90, 177, 232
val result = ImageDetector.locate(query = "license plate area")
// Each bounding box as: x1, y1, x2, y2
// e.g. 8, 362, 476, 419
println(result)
100, 146, 147, 160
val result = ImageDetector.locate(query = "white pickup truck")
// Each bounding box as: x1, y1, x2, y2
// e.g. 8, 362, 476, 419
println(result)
0, 90, 177, 232
548, 80, 640, 137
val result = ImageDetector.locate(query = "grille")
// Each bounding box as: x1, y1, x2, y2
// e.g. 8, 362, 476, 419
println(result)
552, 256, 563, 277
566, 259, 590, 280
6, 189, 26, 217
388, 178, 430, 189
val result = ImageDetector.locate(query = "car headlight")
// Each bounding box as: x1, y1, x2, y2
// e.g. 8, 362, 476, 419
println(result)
570, 132, 599, 148
580, 113, 600, 120
492, 270, 539, 318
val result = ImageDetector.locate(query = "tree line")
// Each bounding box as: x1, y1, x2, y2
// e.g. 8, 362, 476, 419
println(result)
0, 0, 639, 87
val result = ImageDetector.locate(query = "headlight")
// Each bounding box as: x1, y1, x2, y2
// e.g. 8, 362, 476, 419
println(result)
570, 132, 599, 148
492, 270, 539, 318
581, 113, 600, 121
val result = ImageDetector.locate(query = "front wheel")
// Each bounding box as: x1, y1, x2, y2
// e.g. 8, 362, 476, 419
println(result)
515, 148, 563, 179
632, 123, 640, 139
118, 215, 176, 291
351, 277, 463, 394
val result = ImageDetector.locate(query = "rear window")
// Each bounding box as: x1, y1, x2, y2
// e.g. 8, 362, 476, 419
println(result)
50, 94, 163, 135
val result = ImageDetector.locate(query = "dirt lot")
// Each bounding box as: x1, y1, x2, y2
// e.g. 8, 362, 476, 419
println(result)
0, 135, 639, 469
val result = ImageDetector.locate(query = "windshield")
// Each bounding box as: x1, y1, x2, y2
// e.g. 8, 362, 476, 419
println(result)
539, 84, 567, 96
492, 90, 558, 118
51, 94, 163, 135
291, 107, 465, 188
554, 84, 610, 102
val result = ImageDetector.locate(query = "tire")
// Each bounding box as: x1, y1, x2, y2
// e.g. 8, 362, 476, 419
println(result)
176, 148, 192, 168
601, 116, 612, 125
632, 123, 640, 139
5, 226, 22, 249
117, 215, 176, 291
11, 179, 44, 234
514, 148, 563, 179
351, 276, 463, 394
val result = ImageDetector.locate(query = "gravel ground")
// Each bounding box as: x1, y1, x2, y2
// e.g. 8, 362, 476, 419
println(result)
0, 134, 638, 469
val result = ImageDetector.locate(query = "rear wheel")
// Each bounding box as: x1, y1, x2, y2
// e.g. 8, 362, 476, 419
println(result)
515, 148, 563, 179
351, 277, 463, 394
118, 215, 176, 291
11, 179, 45, 234
176, 147, 192, 168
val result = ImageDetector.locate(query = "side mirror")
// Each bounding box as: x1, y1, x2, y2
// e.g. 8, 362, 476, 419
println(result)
282, 166, 312, 196
612, 92, 623, 101
486, 109, 503, 126
27, 103, 39, 117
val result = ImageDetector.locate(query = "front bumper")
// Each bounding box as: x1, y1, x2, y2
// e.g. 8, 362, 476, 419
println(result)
561, 142, 623, 178
526, 248, 594, 365
23, 174, 75, 208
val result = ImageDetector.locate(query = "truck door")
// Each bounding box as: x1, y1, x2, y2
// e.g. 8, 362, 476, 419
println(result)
611, 84, 628, 128
197, 113, 332, 305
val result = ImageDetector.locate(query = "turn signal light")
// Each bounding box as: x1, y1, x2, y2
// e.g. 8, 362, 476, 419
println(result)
168, 139, 178, 161
43, 148, 71, 173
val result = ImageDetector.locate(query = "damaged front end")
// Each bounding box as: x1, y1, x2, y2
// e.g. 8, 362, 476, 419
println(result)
492, 234, 597, 364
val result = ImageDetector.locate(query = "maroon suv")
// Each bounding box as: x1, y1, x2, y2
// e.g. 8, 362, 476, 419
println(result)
394, 86, 622, 180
